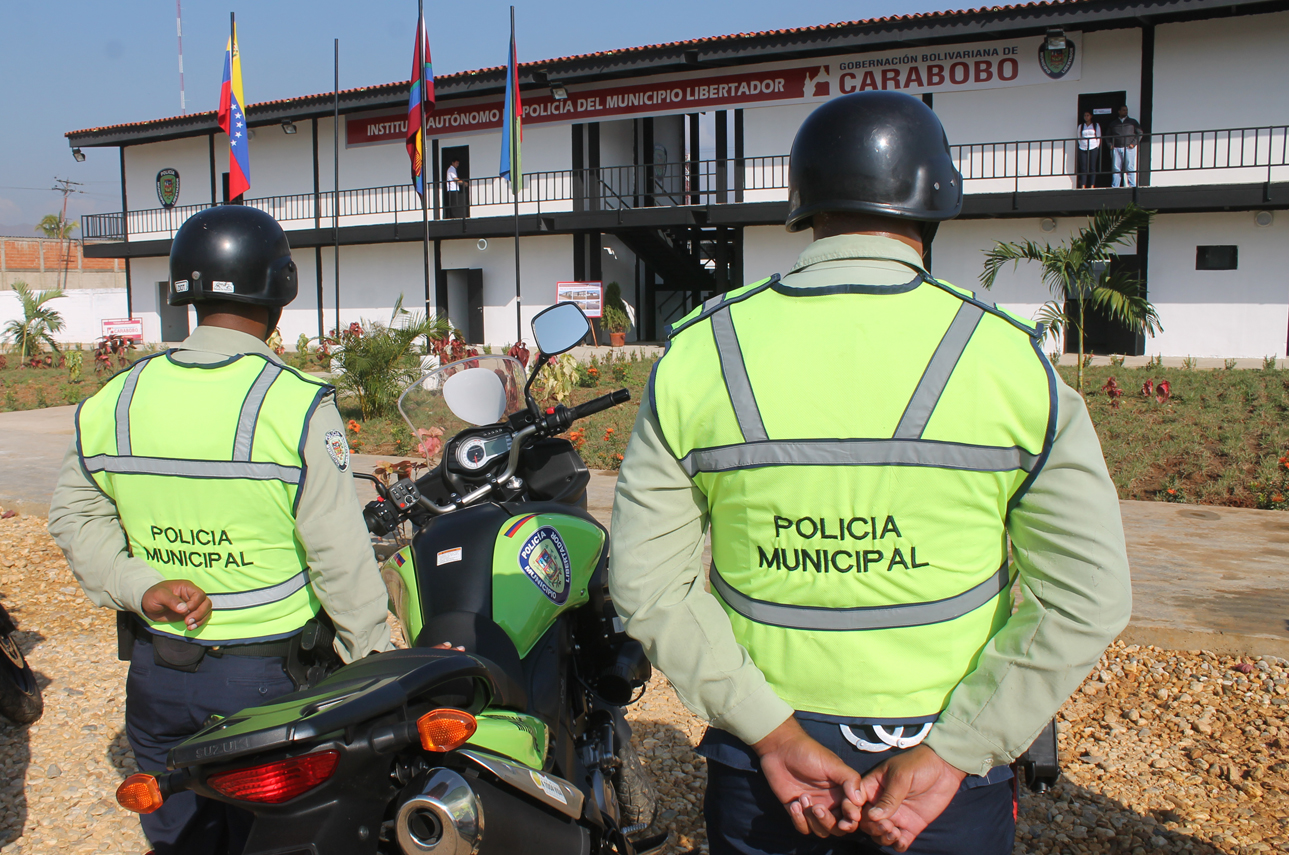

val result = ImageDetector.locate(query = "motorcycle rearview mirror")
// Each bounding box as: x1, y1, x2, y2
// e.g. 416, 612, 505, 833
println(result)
524, 302, 590, 415
531, 302, 590, 357
442, 367, 509, 426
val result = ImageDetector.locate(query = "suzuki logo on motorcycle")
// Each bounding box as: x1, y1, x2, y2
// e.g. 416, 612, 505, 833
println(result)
518, 526, 571, 605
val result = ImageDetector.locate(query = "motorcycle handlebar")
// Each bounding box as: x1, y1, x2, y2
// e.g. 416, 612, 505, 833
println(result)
569, 388, 631, 422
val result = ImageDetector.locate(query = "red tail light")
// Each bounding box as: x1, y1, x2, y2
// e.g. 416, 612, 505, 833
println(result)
207, 750, 340, 804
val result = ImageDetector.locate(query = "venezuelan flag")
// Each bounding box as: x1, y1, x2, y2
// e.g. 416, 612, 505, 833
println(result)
218, 23, 251, 200
499, 17, 521, 191
406, 11, 435, 197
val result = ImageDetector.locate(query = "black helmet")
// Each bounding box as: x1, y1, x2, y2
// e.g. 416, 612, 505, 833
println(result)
785, 91, 962, 235
168, 206, 297, 307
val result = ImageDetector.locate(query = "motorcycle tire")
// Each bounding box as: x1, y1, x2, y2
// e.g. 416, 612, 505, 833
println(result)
613, 740, 659, 837
0, 633, 43, 725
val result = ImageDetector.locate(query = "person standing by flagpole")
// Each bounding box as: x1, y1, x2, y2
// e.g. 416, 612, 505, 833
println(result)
406, 3, 435, 321
500, 6, 522, 343
217, 13, 250, 202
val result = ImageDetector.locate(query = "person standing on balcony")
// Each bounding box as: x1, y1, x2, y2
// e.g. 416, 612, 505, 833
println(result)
608, 90, 1132, 854
445, 157, 466, 218
1076, 111, 1102, 189
1110, 105, 1144, 188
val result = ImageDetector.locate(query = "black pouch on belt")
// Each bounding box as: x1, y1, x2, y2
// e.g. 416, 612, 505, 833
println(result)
151, 634, 207, 672
285, 612, 341, 690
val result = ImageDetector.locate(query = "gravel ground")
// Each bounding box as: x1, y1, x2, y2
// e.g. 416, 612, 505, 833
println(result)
2, 508, 1286, 854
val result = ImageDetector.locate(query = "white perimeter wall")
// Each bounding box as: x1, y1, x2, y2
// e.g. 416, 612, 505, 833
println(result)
0, 288, 129, 346
1148, 212, 1288, 359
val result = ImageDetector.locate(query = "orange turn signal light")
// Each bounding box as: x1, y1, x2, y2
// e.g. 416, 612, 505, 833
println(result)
117, 772, 165, 814
416, 708, 477, 752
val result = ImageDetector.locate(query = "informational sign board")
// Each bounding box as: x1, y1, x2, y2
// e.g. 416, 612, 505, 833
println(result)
556, 282, 603, 319
347, 32, 1081, 143
101, 318, 144, 341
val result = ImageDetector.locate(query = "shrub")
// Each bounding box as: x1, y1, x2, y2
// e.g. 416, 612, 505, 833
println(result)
65, 351, 83, 383
328, 296, 450, 420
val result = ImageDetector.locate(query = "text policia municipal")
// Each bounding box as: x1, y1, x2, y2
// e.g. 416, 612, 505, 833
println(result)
140, 526, 255, 569
757, 515, 930, 574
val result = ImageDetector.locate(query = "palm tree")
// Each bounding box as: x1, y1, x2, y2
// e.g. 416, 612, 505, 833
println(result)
35, 214, 76, 240
2, 282, 66, 362
980, 203, 1162, 393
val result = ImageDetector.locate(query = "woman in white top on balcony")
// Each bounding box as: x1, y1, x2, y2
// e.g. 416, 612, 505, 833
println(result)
1076, 111, 1102, 189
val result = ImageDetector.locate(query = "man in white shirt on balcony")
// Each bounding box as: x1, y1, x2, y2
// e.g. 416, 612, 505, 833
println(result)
445, 158, 466, 218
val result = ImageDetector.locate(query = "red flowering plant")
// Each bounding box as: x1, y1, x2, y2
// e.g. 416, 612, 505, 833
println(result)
507, 340, 530, 368
1101, 376, 1124, 409
1252, 451, 1289, 510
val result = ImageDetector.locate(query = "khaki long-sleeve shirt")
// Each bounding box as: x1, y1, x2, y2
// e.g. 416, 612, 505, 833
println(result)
608, 234, 1132, 776
48, 325, 392, 663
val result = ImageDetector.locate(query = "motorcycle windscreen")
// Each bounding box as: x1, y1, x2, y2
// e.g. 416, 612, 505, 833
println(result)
492, 511, 602, 658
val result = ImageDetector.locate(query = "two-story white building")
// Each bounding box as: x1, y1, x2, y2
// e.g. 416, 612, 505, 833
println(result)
66, 0, 1289, 359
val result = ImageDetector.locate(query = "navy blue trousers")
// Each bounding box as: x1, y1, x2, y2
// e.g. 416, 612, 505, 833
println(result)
125, 634, 295, 855
699, 724, 1015, 855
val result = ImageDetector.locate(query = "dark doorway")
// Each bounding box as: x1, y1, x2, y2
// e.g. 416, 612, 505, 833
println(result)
1077, 91, 1126, 188
1065, 254, 1144, 356
157, 282, 190, 342
444, 268, 484, 344
441, 145, 470, 218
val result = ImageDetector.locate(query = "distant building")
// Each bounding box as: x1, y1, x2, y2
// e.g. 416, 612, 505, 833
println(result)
0, 238, 127, 344
66, 0, 1289, 358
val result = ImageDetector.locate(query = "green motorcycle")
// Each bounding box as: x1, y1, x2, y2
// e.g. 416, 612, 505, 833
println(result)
118, 303, 662, 855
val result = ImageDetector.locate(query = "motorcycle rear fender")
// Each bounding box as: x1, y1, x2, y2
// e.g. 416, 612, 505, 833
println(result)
169, 650, 523, 769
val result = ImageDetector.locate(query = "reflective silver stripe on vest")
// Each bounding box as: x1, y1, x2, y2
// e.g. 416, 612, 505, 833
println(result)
710, 307, 768, 442
82, 454, 302, 483
233, 363, 283, 461
115, 361, 149, 456
206, 569, 310, 611
680, 439, 1038, 476
894, 303, 985, 439
710, 562, 1011, 631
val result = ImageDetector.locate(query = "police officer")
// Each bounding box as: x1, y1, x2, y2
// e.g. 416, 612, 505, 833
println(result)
49, 206, 392, 855
609, 91, 1132, 854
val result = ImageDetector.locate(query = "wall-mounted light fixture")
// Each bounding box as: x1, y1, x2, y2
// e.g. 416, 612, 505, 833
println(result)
550, 83, 569, 101
1040, 217, 1058, 232
477, 238, 488, 251
1045, 28, 1066, 51
247, 128, 257, 141
71, 147, 86, 162
281, 119, 298, 135
1255, 210, 1274, 228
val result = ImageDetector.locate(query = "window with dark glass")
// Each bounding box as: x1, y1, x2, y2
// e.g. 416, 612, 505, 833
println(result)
1196, 246, 1238, 270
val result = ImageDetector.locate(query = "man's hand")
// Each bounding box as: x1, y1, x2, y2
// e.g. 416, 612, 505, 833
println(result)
857, 744, 967, 852
140, 580, 211, 631
752, 717, 864, 838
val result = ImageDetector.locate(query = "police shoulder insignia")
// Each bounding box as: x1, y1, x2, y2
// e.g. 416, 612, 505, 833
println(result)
323, 429, 350, 472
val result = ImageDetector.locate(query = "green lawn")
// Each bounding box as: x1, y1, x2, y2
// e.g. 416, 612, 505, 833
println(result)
5, 346, 1285, 511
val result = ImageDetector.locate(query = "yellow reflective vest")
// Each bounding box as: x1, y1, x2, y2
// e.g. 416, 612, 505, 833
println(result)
652, 270, 1056, 720
77, 351, 332, 643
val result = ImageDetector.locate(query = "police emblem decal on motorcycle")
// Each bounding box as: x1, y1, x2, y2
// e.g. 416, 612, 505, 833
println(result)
323, 430, 350, 472
518, 526, 571, 604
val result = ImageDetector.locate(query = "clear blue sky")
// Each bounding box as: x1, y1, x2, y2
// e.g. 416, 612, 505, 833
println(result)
0, 0, 962, 234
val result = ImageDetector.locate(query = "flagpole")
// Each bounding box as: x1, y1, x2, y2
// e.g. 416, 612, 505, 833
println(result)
230, 11, 236, 201
419, 0, 431, 323
333, 37, 340, 336
511, 5, 522, 345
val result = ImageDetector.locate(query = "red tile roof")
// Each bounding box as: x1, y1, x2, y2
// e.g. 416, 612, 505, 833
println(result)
68, 0, 1083, 138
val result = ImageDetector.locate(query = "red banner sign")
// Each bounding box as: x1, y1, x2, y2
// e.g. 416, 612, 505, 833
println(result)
348, 33, 1079, 144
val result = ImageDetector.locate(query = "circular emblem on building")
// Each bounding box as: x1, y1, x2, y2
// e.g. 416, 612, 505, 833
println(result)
1037, 42, 1075, 80
518, 525, 571, 605
156, 168, 181, 208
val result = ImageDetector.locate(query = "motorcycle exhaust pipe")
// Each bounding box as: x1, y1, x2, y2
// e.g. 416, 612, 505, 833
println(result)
397, 768, 589, 855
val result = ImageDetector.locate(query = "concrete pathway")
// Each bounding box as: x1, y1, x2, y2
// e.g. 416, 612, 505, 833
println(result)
3, 406, 1285, 656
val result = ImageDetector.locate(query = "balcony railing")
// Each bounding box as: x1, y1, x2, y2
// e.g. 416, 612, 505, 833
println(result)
81, 155, 791, 242
81, 125, 1289, 242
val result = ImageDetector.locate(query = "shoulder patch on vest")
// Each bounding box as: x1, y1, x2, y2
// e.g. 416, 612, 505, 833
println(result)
667, 275, 780, 339
323, 430, 350, 472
